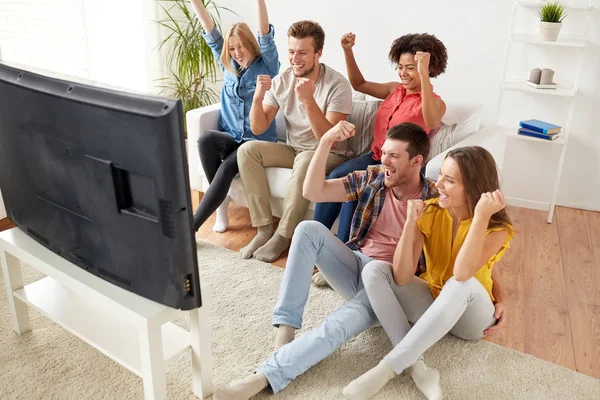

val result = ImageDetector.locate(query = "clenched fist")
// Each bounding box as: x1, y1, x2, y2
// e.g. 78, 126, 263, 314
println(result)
295, 78, 315, 104
414, 51, 431, 77
406, 199, 427, 223
474, 190, 506, 219
341, 33, 356, 50
253, 75, 272, 101
322, 120, 355, 144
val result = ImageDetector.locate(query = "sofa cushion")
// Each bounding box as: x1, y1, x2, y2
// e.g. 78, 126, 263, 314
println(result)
347, 99, 382, 155
427, 122, 458, 163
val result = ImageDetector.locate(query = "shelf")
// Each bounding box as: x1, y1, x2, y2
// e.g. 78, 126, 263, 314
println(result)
506, 130, 566, 145
13, 276, 191, 377
511, 34, 587, 48
502, 81, 576, 97
516, 1, 594, 11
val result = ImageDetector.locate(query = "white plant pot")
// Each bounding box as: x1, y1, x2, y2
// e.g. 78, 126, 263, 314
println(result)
539, 21, 562, 41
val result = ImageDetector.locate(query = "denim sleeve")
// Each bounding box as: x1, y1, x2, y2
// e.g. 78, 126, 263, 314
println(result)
257, 24, 280, 76
202, 28, 225, 71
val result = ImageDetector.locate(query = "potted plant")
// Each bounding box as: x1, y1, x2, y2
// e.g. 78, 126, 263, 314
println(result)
156, 0, 231, 136
538, 1, 567, 41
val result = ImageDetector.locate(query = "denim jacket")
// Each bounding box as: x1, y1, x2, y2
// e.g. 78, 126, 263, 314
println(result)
202, 25, 280, 143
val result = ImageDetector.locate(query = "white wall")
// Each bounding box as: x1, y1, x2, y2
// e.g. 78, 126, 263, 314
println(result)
215, 0, 600, 212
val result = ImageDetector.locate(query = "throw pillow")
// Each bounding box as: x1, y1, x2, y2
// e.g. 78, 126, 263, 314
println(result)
347, 99, 382, 156
427, 122, 457, 163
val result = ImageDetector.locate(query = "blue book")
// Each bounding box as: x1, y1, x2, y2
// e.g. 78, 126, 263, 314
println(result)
519, 119, 562, 134
518, 128, 560, 141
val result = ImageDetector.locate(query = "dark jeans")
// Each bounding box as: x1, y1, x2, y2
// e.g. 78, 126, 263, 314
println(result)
313, 152, 380, 243
192, 130, 243, 231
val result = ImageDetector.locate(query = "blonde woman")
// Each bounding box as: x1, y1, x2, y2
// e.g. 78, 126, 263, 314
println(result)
190, 0, 280, 233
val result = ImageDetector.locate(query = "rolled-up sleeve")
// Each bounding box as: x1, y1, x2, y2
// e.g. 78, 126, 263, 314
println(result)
202, 28, 225, 70
342, 170, 368, 201
257, 24, 280, 76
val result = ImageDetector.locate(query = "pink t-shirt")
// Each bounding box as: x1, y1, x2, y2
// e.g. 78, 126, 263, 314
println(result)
371, 84, 441, 161
360, 187, 422, 263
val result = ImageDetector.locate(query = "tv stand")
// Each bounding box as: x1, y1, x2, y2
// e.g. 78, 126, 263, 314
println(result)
0, 227, 213, 400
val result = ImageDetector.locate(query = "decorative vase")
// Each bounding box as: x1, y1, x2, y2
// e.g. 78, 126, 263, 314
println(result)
539, 21, 562, 41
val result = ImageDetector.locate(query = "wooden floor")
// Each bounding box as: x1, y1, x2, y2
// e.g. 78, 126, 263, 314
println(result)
2, 196, 599, 378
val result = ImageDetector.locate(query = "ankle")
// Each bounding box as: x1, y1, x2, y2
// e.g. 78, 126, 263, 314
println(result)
257, 224, 274, 236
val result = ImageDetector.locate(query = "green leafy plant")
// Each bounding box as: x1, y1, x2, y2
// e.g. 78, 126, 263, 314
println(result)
156, 0, 233, 131
538, 2, 567, 23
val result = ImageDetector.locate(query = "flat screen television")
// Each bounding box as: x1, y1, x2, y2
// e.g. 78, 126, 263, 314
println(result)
0, 62, 201, 310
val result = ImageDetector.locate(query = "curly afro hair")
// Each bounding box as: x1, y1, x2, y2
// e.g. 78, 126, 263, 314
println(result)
388, 33, 448, 78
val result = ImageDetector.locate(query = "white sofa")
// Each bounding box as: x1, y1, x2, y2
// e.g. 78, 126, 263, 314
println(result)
186, 99, 498, 221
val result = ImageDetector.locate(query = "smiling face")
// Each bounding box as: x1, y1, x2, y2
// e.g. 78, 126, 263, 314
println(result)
436, 157, 469, 213
397, 52, 422, 92
380, 138, 420, 188
227, 35, 255, 68
288, 36, 321, 78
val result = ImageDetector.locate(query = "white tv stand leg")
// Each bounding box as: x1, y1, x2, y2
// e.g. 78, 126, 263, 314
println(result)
190, 302, 214, 399
139, 319, 168, 400
1, 250, 31, 334
0, 228, 214, 400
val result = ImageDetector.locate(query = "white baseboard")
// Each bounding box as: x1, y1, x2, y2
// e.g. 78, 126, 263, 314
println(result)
505, 196, 550, 211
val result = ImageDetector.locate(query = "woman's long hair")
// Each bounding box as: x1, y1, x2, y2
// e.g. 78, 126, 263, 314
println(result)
445, 146, 512, 230
221, 23, 261, 76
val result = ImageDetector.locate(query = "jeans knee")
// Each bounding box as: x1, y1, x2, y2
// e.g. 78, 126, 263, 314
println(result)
296, 220, 326, 238
444, 276, 479, 293
361, 260, 394, 289
198, 129, 219, 147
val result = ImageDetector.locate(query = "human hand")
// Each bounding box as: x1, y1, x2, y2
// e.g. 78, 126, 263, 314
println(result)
474, 190, 507, 219
414, 51, 431, 76
406, 199, 427, 223
341, 33, 356, 50
322, 121, 355, 144
484, 301, 507, 336
295, 78, 315, 104
254, 75, 272, 100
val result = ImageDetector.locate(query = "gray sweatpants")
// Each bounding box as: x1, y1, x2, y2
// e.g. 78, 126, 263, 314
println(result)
361, 260, 496, 374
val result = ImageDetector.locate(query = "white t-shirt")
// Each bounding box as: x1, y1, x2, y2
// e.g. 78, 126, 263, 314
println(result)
263, 64, 353, 153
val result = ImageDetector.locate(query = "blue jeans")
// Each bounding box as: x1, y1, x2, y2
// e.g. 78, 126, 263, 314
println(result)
257, 221, 377, 393
313, 152, 380, 243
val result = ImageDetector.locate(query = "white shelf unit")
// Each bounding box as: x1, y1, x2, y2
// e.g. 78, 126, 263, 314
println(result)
495, 0, 595, 223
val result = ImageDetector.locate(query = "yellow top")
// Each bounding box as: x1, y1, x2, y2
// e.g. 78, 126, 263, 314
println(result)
417, 198, 514, 301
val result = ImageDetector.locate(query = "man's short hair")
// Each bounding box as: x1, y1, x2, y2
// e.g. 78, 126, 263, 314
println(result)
288, 21, 325, 52
385, 123, 430, 161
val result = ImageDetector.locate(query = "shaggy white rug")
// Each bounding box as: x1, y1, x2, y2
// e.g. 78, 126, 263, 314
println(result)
0, 240, 599, 399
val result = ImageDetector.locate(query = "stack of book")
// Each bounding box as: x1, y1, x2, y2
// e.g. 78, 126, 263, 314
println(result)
518, 119, 562, 141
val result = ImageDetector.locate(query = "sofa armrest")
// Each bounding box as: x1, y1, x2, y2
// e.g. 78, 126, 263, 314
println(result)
186, 103, 221, 191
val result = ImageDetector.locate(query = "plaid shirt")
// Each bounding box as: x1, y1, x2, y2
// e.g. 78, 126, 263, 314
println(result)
342, 164, 438, 251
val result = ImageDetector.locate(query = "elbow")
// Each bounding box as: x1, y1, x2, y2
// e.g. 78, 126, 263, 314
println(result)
250, 122, 266, 136
302, 184, 316, 202
425, 116, 442, 131
391, 268, 411, 286
350, 81, 366, 93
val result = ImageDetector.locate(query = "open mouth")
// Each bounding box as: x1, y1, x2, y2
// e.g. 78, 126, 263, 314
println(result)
439, 192, 449, 201
384, 169, 395, 178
